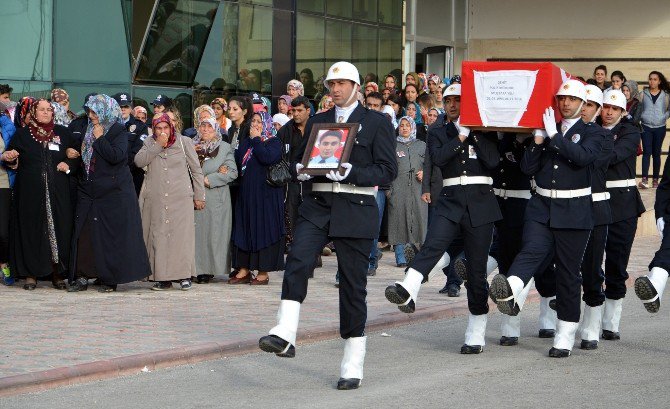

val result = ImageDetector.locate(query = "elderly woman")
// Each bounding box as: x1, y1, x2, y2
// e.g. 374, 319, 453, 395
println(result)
210, 98, 231, 134
5, 99, 77, 290
229, 111, 285, 285
193, 117, 237, 283
68, 95, 151, 292
133, 106, 148, 123
135, 113, 205, 290
405, 102, 426, 141
51, 88, 76, 121
388, 116, 427, 267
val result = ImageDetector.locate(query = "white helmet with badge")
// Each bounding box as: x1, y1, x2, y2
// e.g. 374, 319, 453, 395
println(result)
603, 89, 627, 111
324, 61, 360, 90
443, 83, 461, 98
556, 79, 587, 101
584, 84, 604, 106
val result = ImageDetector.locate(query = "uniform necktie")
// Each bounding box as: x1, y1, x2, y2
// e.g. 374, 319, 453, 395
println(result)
338, 116, 344, 123
319, 158, 326, 164
561, 124, 568, 133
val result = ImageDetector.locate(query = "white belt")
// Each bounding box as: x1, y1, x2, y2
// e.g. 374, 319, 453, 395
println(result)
442, 176, 493, 187
592, 192, 611, 202
493, 188, 532, 200
311, 182, 376, 196
606, 179, 637, 188
535, 186, 592, 199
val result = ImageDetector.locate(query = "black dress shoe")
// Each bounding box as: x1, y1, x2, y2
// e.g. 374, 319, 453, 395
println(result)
447, 286, 460, 297
67, 278, 88, 292
548, 347, 570, 358
635, 276, 660, 313
499, 336, 518, 346
538, 329, 556, 338
580, 340, 598, 350
258, 335, 295, 358
337, 378, 361, 390
489, 274, 519, 316
460, 344, 483, 354
396, 263, 407, 268
385, 284, 415, 313
601, 330, 620, 340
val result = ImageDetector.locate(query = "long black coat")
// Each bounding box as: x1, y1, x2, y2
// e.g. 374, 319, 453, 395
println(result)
70, 122, 150, 284
9, 125, 77, 277
294, 103, 398, 239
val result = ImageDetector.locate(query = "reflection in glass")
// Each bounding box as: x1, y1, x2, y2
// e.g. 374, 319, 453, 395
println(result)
326, 0, 352, 18
297, 0, 324, 13
325, 20, 352, 66
353, 25, 378, 86
378, 0, 403, 26
132, 87, 193, 129
237, 5, 273, 94
353, 0, 377, 22
135, 0, 218, 86
378, 27, 402, 87
296, 13, 325, 99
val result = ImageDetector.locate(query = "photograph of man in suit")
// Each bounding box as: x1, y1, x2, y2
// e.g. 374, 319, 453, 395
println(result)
308, 129, 345, 168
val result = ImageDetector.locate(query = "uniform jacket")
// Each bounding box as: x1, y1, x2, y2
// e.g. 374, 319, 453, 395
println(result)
591, 123, 613, 226
521, 120, 605, 229
493, 133, 533, 228
656, 157, 670, 220
293, 103, 398, 239
428, 119, 501, 228
606, 120, 646, 222
422, 116, 445, 204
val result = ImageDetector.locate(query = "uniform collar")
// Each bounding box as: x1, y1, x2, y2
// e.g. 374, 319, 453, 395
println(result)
335, 102, 359, 123
560, 117, 580, 133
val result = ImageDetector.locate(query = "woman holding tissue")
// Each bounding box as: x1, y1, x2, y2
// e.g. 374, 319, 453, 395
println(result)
4, 99, 77, 290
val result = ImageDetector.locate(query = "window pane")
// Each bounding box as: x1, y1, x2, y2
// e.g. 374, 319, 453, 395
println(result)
132, 87, 193, 129
296, 13, 325, 99
378, 27, 402, 88
454, 0, 467, 43
54, 0, 130, 83
297, 0, 324, 13
353, 0, 377, 22
326, 0, 352, 18
237, 5, 273, 94
353, 25, 378, 86
134, 0, 219, 86
325, 20, 352, 66
0, 1, 52, 81
378, 0, 402, 26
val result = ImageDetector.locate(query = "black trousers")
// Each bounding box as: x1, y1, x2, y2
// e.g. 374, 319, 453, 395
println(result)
494, 220, 523, 276
508, 220, 590, 323
650, 220, 670, 272
581, 224, 608, 306
280, 215, 370, 339
411, 210, 493, 315
284, 182, 303, 243
604, 216, 637, 299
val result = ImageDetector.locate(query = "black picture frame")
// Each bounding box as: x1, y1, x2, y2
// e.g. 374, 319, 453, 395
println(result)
300, 123, 358, 176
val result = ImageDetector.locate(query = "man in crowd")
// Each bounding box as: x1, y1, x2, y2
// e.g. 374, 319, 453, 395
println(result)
113, 92, 149, 195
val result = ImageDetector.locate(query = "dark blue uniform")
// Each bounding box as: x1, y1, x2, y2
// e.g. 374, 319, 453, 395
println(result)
122, 115, 149, 195
280, 103, 397, 338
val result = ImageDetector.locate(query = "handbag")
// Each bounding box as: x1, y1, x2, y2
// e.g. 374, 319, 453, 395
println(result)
266, 145, 291, 187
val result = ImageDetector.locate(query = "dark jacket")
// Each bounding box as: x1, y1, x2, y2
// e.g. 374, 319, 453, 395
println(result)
294, 103, 398, 239
422, 117, 444, 202
521, 120, 605, 230
656, 157, 670, 220
71, 122, 151, 284
493, 133, 533, 228
591, 124, 614, 226
277, 119, 305, 164
605, 120, 645, 222
123, 115, 149, 195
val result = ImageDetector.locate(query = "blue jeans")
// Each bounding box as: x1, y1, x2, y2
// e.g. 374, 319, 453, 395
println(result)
641, 125, 666, 180
395, 244, 407, 264
368, 190, 387, 268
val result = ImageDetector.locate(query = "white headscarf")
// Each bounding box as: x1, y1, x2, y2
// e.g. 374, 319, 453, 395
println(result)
382, 105, 398, 129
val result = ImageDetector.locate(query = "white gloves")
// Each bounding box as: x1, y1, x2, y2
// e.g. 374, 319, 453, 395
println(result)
454, 119, 471, 137
658, 217, 665, 238
296, 163, 312, 182
326, 163, 352, 182
542, 107, 558, 138
533, 129, 548, 138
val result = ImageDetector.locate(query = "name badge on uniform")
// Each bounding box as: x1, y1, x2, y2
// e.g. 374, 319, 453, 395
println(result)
129, 124, 137, 132
468, 145, 477, 159
505, 152, 516, 163
48, 142, 60, 151
140, 134, 148, 141
397, 150, 406, 158
571, 134, 581, 143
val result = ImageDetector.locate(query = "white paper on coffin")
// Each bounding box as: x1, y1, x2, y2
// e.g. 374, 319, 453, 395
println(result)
473, 70, 538, 127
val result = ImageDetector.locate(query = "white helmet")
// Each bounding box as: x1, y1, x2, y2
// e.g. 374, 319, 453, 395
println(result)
584, 84, 604, 106
323, 61, 360, 90
556, 79, 587, 101
602, 89, 627, 110
443, 83, 461, 97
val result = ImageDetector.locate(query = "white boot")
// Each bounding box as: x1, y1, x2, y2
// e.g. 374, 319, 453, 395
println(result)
338, 336, 366, 389
464, 314, 487, 346
515, 277, 534, 310
393, 268, 424, 308
580, 305, 602, 342
648, 267, 669, 301
486, 256, 498, 276
501, 314, 521, 338
428, 252, 450, 280
553, 320, 579, 351
268, 300, 301, 351
636, 267, 669, 313
539, 296, 557, 331
601, 298, 623, 334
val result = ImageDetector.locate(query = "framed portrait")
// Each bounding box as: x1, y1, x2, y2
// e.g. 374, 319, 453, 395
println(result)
300, 123, 358, 176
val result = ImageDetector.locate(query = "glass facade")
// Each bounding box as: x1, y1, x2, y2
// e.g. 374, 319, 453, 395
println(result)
1, 0, 403, 126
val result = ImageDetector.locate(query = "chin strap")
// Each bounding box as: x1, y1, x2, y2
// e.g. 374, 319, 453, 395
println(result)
589, 107, 602, 123
342, 84, 360, 108
567, 100, 585, 119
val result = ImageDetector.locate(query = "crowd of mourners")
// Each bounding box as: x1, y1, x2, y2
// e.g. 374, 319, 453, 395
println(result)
0, 63, 666, 293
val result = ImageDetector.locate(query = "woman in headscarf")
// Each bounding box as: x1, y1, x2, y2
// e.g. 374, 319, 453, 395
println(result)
405, 72, 420, 88
427, 74, 442, 94
622, 80, 642, 127
381, 105, 398, 129
229, 110, 285, 285
193, 117, 238, 284
135, 113, 205, 291
278, 95, 293, 118
405, 102, 426, 141
387, 116, 427, 268
5, 99, 77, 290
286, 79, 304, 99
210, 98, 231, 134
51, 102, 71, 127
417, 73, 429, 95
364, 82, 379, 97
13, 97, 36, 129
182, 104, 218, 139
51, 88, 76, 121
133, 106, 148, 123
68, 95, 151, 292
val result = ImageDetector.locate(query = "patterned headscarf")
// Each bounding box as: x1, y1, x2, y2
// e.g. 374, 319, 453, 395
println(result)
193, 104, 216, 128
428, 74, 442, 87
151, 113, 177, 149
193, 117, 221, 159
14, 96, 36, 128
133, 106, 147, 119
365, 82, 379, 93
27, 99, 56, 143
406, 72, 420, 88
397, 116, 417, 142
318, 95, 333, 112
287, 79, 304, 96
50, 88, 69, 103
260, 96, 272, 112
279, 95, 292, 107
240, 111, 275, 175
210, 97, 228, 112
406, 102, 424, 125
82, 94, 123, 175
418, 73, 429, 94
51, 102, 71, 126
